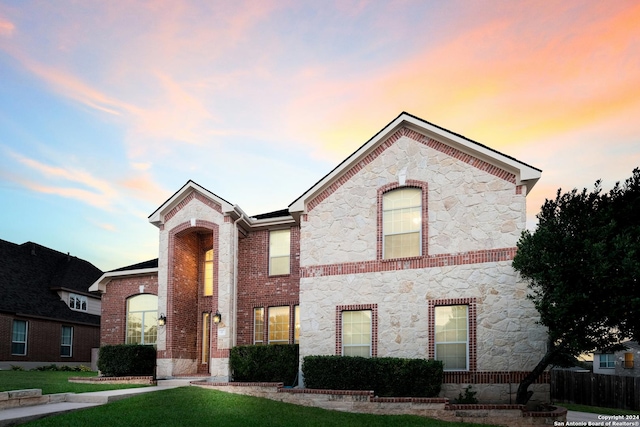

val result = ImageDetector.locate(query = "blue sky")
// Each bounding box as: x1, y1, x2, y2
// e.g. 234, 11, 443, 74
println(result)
1, 0, 639, 271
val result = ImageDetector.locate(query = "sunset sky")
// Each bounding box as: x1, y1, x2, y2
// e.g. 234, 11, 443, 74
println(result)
1, 1, 639, 271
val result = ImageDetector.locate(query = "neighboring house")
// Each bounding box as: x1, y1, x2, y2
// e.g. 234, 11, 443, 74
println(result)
594, 341, 640, 376
0, 239, 102, 369
90, 112, 548, 403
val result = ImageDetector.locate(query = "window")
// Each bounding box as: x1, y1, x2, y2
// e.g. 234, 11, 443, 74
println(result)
203, 249, 214, 296
269, 229, 290, 275
61, 326, 73, 357
599, 354, 615, 368
294, 305, 300, 344
342, 310, 372, 357
624, 353, 634, 369
268, 306, 289, 344
126, 294, 158, 345
383, 188, 421, 259
254, 308, 264, 345
69, 293, 88, 311
202, 313, 210, 364
11, 320, 27, 355
435, 305, 468, 370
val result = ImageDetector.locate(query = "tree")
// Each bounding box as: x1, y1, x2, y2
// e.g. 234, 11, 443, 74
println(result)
512, 168, 640, 405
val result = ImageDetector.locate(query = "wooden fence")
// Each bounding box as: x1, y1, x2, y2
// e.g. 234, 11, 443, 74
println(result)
551, 370, 640, 411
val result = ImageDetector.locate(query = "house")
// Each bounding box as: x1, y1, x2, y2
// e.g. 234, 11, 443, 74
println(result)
594, 341, 640, 376
90, 112, 548, 403
0, 239, 102, 370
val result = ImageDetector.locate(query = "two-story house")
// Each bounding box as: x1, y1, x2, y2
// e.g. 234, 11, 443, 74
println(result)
0, 239, 102, 369
90, 112, 548, 402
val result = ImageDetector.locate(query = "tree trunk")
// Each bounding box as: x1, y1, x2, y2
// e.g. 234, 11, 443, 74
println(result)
516, 343, 558, 405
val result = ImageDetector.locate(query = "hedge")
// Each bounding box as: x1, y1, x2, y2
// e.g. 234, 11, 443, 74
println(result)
98, 344, 156, 377
230, 344, 298, 384
302, 355, 443, 397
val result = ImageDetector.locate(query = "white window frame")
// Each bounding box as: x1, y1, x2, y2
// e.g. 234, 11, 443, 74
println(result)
61, 326, 73, 357
341, 310, 372, 357
126, 294, 158, 346
69, 293, 88, 312
12, 320, 28, 356
269, 229, 291, 276
599, 354, 616, 369
434, 305, 469, 371
382, 187, 422, 259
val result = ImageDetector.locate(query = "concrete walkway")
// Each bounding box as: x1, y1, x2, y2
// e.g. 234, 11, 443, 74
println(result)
0, 379, 193, 426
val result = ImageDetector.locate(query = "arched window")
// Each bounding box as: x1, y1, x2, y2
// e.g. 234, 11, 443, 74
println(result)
126, 294, 158, 345
382, 187, 422, 259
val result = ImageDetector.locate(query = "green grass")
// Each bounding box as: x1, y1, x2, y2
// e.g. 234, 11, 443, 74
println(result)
0, 371, 149, 395
560, 402, 640, 416
23, 386, 497, 427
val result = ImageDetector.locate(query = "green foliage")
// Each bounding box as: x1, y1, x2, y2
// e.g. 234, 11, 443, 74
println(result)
513, 168, 640, 360
98, 344, 156, 377
230, 344, 299, 384
31, 364, 91, 372
10, 365, 25, 371
453, 385, 478, 404
302, 355, 443, 397
512, 168, 640, 404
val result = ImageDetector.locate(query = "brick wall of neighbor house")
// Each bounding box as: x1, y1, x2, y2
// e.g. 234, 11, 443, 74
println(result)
236, 227, 300, 345
298, 131, 547, 404
0, 313, 99, 364
100, 275, 158, 346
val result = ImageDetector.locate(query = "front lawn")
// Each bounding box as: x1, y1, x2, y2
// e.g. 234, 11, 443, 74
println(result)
23, 386, 497, 427
0, 370, 148, 395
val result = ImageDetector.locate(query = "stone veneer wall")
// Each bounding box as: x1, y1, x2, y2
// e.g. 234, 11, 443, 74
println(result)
300, 134, 526, 267
298, 131, 547, 403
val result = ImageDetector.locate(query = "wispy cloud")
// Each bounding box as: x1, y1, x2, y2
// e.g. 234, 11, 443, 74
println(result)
0, 17, 14, 37
7, 150, 118, 210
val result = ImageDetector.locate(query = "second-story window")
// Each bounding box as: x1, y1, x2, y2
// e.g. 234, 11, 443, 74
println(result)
69, 293, 88, 311
382, 187, 421, 259
269, 229, 290, 276
203, 249, 214, 296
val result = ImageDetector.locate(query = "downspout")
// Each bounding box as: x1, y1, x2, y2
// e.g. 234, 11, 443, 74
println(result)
232, 212, 245, 348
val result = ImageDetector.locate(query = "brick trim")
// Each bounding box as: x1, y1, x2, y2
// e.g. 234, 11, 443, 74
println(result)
377, 181, 429, 260
306, 127, 516, 212
335, 304, 378, 357
301, 247, 517, 278
428, 298, 477, 372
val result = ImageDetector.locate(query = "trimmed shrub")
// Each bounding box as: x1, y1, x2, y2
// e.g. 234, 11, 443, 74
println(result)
302, 355, 443, 397
230, 344, 298, 384
98, 344, 156, 377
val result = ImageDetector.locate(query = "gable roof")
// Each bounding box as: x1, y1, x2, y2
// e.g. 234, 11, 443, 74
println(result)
289, 112, 542, 214
89, 258, 159, 293
0, 239, 102, 325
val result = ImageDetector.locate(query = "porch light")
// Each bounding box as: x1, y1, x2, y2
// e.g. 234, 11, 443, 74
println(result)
158, 313, 167, 326
213, 311, 222, 324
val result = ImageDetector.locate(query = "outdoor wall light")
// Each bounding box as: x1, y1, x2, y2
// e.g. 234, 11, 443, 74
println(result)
212, 311, 222, 324
158, 313, 167, 326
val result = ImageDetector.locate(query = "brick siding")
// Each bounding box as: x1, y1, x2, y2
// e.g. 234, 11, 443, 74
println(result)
0, 313, 99, 363
236, 226, 300, 345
